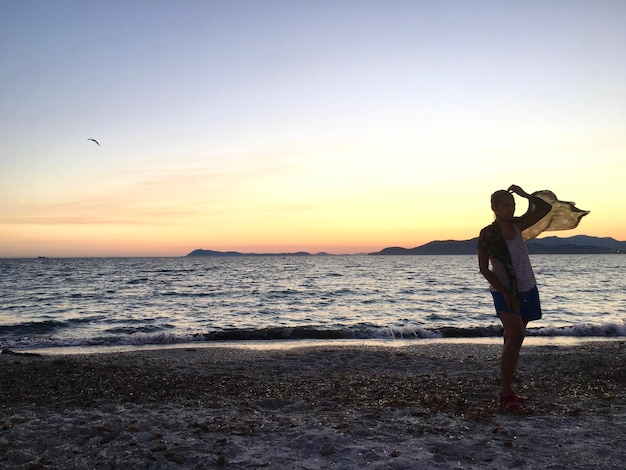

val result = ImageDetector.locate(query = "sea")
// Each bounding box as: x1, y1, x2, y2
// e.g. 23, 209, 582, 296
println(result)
1, 255, 625, 353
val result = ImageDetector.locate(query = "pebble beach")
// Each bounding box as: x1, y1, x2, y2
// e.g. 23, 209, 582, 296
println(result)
1, 340, 624, 469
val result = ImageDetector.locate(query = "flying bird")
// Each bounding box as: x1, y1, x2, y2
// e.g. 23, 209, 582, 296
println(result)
87, 138, 100, 146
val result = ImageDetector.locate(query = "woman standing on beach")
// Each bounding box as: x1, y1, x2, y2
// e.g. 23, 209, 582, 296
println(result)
478, 185, 552, 412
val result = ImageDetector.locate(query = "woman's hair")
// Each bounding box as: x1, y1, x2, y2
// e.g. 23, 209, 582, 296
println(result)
490, 190, 512, 209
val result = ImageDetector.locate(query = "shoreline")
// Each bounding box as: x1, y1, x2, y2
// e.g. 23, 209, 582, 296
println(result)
1, 341, 624, 468
11, 334, 625, 356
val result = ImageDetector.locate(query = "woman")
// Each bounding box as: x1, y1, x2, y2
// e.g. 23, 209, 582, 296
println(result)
478, 184, 552, 412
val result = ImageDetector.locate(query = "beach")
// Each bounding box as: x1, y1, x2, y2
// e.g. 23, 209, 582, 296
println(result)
1, 340, 624, 469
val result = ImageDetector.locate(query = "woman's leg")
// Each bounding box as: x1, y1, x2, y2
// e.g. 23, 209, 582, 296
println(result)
498, 311, 526, 396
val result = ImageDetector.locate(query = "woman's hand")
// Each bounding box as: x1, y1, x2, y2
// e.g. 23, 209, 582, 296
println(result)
508, 185, 531, 199
504, 292, 521, 314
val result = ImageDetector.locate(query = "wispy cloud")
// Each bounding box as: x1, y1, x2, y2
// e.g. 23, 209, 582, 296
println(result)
1, 153, 298, 226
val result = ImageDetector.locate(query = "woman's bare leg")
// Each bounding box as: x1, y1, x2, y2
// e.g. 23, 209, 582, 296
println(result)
498, 311, 525, 396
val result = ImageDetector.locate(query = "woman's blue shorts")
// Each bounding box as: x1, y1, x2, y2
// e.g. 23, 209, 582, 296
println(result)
490, 285, 542, 323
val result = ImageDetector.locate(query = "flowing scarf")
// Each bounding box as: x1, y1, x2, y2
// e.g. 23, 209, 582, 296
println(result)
521, 190, 590, 241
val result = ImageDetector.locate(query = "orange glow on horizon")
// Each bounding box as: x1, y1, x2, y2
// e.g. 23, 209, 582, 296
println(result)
1, 214, 619, 258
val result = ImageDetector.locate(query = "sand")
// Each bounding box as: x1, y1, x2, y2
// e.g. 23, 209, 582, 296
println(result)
1, 340, 624, 469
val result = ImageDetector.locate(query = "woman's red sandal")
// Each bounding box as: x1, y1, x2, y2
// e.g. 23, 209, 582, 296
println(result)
512, 393, 528, 403
499, 394, 526, 413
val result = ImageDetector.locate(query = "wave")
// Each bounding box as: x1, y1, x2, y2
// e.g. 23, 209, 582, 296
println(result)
0, 320, 67, 336
0, 316, 107, 336
530, 322, 626, 337
2, 322, 624, 351
199, 323, 626, 341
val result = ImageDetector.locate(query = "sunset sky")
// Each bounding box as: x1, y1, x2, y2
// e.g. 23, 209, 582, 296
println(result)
1, 1, 625, 257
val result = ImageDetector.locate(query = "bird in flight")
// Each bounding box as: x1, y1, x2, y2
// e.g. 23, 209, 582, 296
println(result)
87, 138, 100, 146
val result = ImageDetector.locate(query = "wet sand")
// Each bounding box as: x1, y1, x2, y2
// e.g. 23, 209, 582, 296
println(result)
1, 340, 624, 469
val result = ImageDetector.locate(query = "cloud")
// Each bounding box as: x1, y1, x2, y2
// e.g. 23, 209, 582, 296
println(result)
0, 153, 297, 226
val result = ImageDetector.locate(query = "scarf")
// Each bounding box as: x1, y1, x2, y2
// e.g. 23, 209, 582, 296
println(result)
521, 190, 590, 241
478, 222, 518, 295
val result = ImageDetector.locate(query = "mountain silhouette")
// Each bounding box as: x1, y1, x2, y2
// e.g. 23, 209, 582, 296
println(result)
187, 235, 624, 257
370, 235, 625, 255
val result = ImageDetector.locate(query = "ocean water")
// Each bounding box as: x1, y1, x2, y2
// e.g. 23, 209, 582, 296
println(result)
1, 255, 625, 351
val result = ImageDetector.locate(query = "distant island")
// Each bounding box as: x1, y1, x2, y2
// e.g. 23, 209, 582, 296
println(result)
372, 235, 625, 255
187, 249, 333, 257
187, 235, 625, 257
